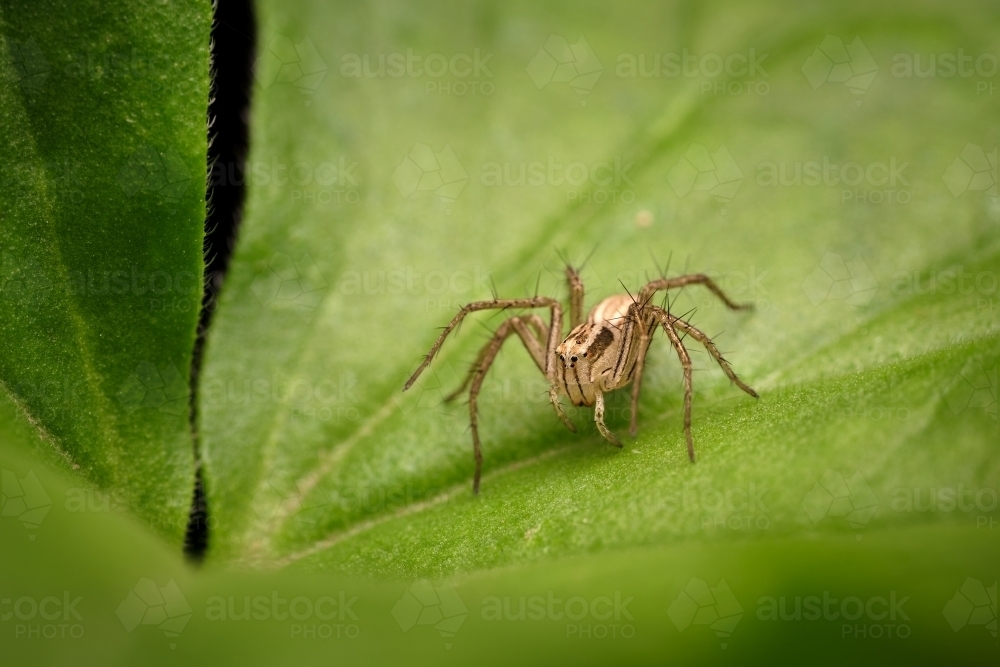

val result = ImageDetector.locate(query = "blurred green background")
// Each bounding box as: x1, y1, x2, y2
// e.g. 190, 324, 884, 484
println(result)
2, 0, 998, 664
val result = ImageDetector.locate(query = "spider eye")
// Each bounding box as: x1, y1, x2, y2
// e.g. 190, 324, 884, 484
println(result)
582, 352, 587, 357
571, 355, 578, 362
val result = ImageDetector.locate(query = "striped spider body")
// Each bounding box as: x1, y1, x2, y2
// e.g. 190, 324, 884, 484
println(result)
556, 295, 644, 407
404, 265, 758, 493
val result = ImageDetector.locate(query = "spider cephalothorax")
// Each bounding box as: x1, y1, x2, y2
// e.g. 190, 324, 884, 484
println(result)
404, 265, 758, 493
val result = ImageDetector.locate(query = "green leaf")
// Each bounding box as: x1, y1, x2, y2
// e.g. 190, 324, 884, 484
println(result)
7, 414, 994, 664
0, 397, 193, 663
1, 1, 997, 663
0, 0, 212, 541
200, 0, 1000, 574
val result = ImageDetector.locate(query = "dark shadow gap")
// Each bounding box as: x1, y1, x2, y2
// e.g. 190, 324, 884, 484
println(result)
185, 0, 256, 561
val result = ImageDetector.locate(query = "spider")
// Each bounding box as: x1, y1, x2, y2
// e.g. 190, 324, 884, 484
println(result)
404, 264, 758, 493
